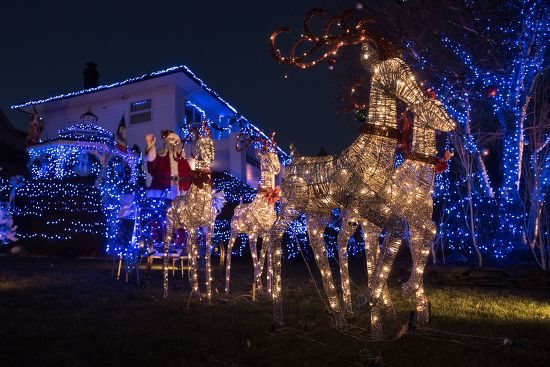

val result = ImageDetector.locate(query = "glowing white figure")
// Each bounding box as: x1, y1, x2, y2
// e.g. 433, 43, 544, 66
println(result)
163, 124, 219, 303
225, 138, 281, 295
269, 40, 455, 331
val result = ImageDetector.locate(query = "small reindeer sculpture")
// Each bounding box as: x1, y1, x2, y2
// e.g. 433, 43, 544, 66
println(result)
225, 133, 281, 295
163, 123, 219, 303
269, 9, 455, 331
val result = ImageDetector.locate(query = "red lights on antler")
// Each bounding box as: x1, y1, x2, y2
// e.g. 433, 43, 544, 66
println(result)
350, 82, 369, 110
200, 121, 211, 137
261, 132, 277, 153
270, 8, 372, 69
235, 131, 277, 153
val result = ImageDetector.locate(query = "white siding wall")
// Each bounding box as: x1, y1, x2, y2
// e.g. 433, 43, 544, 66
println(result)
174, 89, 251, 183
41, 84, 176, 153
38, 80, 268, 186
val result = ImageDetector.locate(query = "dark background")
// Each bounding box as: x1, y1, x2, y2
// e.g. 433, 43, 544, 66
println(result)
0, 0, 360, 156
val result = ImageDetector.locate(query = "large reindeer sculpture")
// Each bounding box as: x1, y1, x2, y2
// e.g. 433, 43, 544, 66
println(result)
338, 104, 454, 340
163, 123, 219, 303
269, 9, 455, 331
225, 133, 281, 295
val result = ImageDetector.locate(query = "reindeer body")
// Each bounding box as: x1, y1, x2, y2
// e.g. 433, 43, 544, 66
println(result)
271, 132, 399, 329
225, 151, 281, 294
164, 131, 218, 302
268, 10, 455, 331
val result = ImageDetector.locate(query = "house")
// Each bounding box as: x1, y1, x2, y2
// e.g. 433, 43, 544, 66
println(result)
11, 64, 289, 187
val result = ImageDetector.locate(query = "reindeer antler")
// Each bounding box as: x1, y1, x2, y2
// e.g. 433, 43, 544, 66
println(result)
270, 8, 373, 69
235, 130, 277, 153
261, 132, 277, 153
235, 133, 254, 152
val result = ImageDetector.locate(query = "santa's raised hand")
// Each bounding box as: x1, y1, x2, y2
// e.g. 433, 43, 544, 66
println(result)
145, 133, 156, 152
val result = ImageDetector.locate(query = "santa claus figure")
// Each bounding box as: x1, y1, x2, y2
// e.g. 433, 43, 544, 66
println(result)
145, 130, 191, 200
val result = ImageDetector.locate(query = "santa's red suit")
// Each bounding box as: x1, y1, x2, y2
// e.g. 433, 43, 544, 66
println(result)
145, 144, 191, 200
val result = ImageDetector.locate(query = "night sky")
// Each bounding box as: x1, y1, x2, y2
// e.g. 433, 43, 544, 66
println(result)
1, 0, 358, 155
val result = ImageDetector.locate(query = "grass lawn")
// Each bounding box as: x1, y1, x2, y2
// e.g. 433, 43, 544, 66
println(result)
0, 256, 549, 367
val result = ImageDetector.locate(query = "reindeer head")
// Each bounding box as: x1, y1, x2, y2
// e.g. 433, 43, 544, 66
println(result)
417, 99, 456, 132
360, 42, 380, 72
235, 130, 281, 177
259, 151, 281, 176
258, 133, 281, 176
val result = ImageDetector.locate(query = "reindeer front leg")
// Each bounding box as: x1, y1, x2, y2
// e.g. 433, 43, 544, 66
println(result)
224, 233, 237, 294
265, 235, 273, 297
360, 223, 404, 341
248, 233, 262, 292
269, 207, 298, 327
337, 212, 355, 314
188, 228, 200, 299
255, 234, 270, 294
307, 215, 346, 330
205, 225, 214, 304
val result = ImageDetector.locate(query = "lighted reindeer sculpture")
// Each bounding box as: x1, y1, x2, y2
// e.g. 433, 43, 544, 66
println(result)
163, 123, 219, 303
269, 9, 455, 332
225, 133, 281, 295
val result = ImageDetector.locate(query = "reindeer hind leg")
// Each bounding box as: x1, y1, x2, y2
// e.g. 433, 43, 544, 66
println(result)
225, 234, 237, 294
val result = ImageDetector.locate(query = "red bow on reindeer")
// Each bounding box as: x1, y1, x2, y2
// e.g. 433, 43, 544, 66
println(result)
191, 169, 211, 189
434, 151, 453, 174
397, 111, 412, 155
259, 186, 281, 205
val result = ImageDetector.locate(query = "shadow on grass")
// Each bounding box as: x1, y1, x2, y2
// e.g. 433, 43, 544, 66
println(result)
0, 257, 549, 367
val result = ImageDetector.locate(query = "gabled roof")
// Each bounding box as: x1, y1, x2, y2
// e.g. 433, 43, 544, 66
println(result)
10, 65, 291, 164
11, 65, 238, 112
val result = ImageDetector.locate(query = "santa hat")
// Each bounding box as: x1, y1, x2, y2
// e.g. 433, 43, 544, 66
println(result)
161, 129, 178, 140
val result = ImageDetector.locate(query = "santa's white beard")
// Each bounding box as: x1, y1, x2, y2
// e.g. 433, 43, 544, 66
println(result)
166, 145, 179, 199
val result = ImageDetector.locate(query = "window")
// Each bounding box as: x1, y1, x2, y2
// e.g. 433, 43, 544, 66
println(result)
130, 99, 151, 124
184, 101, 205, 125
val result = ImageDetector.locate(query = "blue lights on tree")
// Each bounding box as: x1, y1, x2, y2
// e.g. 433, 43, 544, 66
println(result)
408, 0, 550, 261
